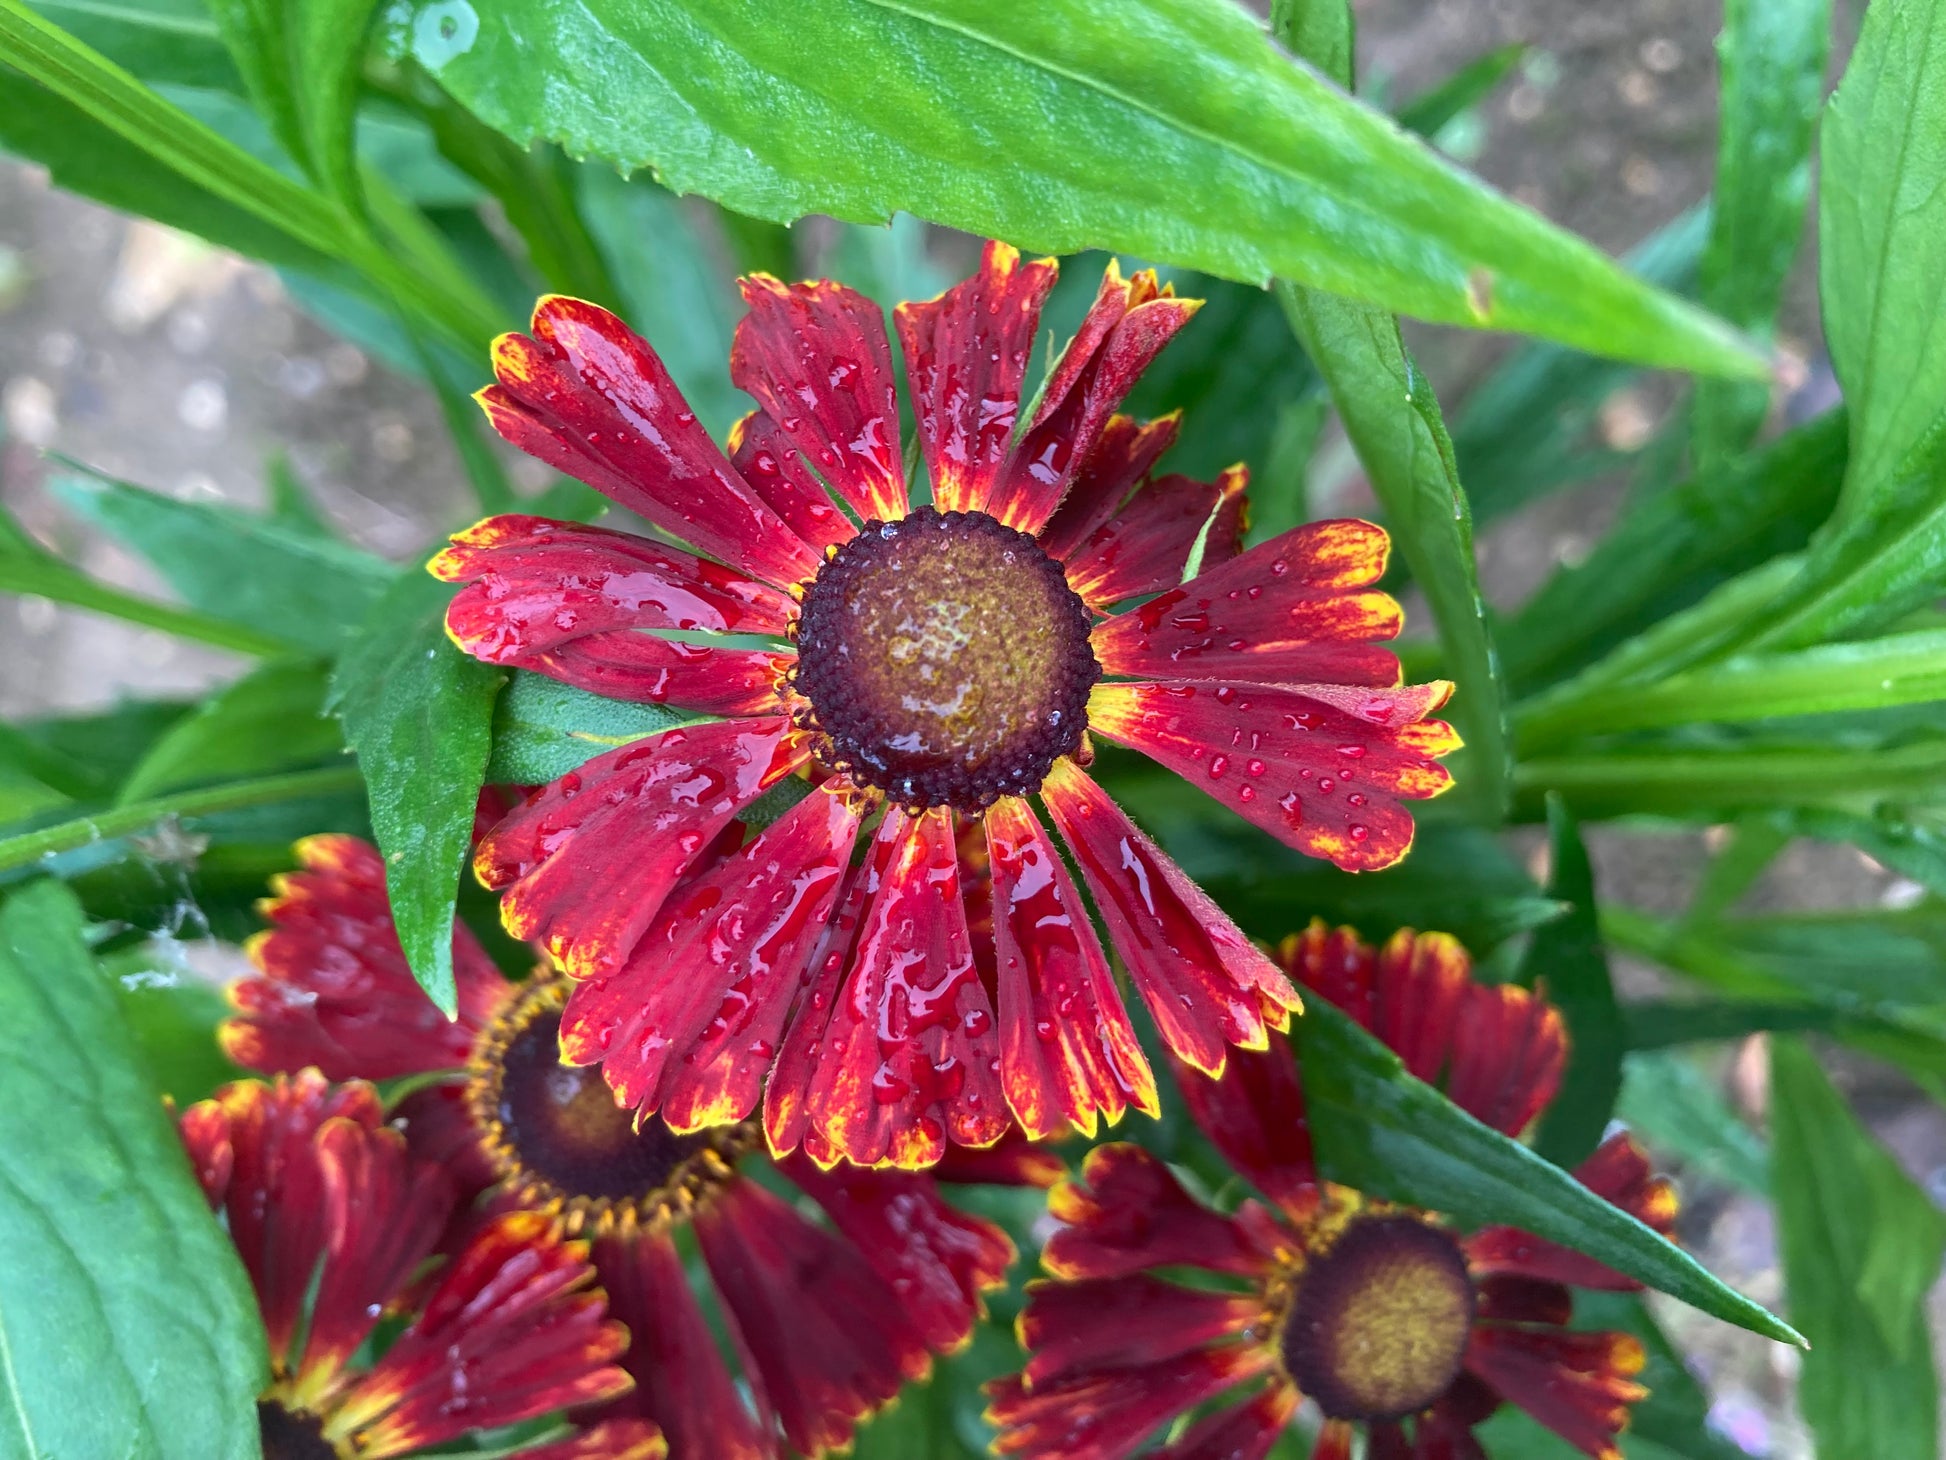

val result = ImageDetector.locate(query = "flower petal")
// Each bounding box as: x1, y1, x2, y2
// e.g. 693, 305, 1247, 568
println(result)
434, 514, 797, 650
989, 261, 1201, 535
1152, 1384, 1298, 1460
728, 410, 857, 553
1283, 924, 1565, 1137
762, 808, 887, 1160
1089, 519, 1404, 687
806, 807, 1008, 1167
1087, 680, 1459, 873
477, 718, 807, 979
1464, 1134, 1676, 1293
986, 1342, 1269, 1460
1040, 760, 1300, 1075
895, 241, 1057, 514
177, 1072, 391, 1375
330, 1212, 633, 1455
1017, 1273, 1263, 1388
560, 784, 863, 1128
732, 277, 906, 522
1170, 1040, 1319, 1224
1043, 1143, 1278, 1281
984, 795, 1157, 1140
1063, 467, 1248, 608
930, 1132, 1066, 1188
593, 1231, 770, 1460
391, 1079, 501, 1205
1463, 1325, 1645, 1460
1039, 412, 1182, 564
512, 633, 792, 716
481, 297, 820, 588
222, 836, 511, 1082
696, 1176, 931, 1456
784, 1153, 1015, 1352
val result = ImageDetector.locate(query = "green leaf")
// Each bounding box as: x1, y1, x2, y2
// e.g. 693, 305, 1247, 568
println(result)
8, 699, 195, 800
1692, 0, 1829, 465
486, 669, 700, 786
1269, 0, 1351, 88
1451, 206, 1710, 524
1294, 997, 1799, 1345
1517, 628, 1946, 747
1772, 1036, 1944, 1460
0, 878, 265, 1456
410, 0, 1764, 375
103, 941, 246, 1102
330, 574, 503, 1015
68, 841, 296, 944
0, 524, 296, 661
1616, 1050, 1769, 1196
265, 451, 335, 538
23, 0, 240, 89
205, 0, 383, 205
1393, 44, 1525, 141
1821, 0, 1946, 517
1277, 284, 1510, 818
50, 467, 397, 655
1518, 797, 1620, 1167
1499, 407, 1846, 694
119, 658, 341, 802
0, 764, 364, 874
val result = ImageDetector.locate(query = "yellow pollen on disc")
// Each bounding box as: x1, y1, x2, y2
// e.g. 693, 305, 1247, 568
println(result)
1278, 1212, 1476, 1422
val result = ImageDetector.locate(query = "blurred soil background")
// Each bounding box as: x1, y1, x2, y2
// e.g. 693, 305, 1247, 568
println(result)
0, 0, 1937, 1455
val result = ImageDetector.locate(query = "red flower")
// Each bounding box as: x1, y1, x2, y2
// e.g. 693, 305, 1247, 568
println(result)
987, 922, 1678, 1460
222, 835, 1044, 1459
177, 1068, 662, 1460
430, 245, 1459, 1166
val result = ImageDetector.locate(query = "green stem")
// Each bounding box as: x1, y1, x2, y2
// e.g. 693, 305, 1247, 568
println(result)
0, 765, 364, 873
1, 554, 294, 657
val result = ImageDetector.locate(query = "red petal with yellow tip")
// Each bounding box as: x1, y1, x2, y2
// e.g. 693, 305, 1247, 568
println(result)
1039, 760, 1299, 1075
989, 263, 1200, 536
222, 835, 510, 1082
1464, 1134, 1677, 1293
985, 1342, 1270, 1460
592, 1231, 770, 1460
1038, 412, 1182, 564
729, 409, 857, 553
558, 784, 862, 1127
696, 1176, 930, 1457
895, 241, 1056, 514
762, 815, 889, 1159
1170, 1039, 1320, 1224
931, 1131, 1066, 1189
1042, 1144, 1277, 1282
984, 795, 1156, 1140
435, 514, 796, 643
512, 633, 791, 716
805, 807, 1007, 1168
1064, 466, 1248, 608
732, 276, 906, 523
1017, 1274, 1262, 1388
1463, 1325, 1645, 1460
476, 718, 806, 979
1152, 1383, 1298, 1460
480, 297, 820, 589
176, 1072, 391, 1372
306, 1113, 455, 1389
784, 1153, 1015, 1352
330, 1212, 633, 1456
1086, 680, 1458, 873
515, 1420, 667, 1460
1089, 519, 1404, 688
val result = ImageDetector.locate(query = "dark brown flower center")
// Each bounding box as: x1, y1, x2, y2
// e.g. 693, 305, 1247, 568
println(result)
794, 506, 1097, 810
258, 1401, 337, 1460
1278, 1214, 1476, 1422
469, 979, 751, 1234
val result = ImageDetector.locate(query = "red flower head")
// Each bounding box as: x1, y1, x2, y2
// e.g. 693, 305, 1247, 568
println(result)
221, 835, 1047, 1459
428, 244, 1459, 1167
177, 1067, 662, 1460
987, 921, 1680, 1460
